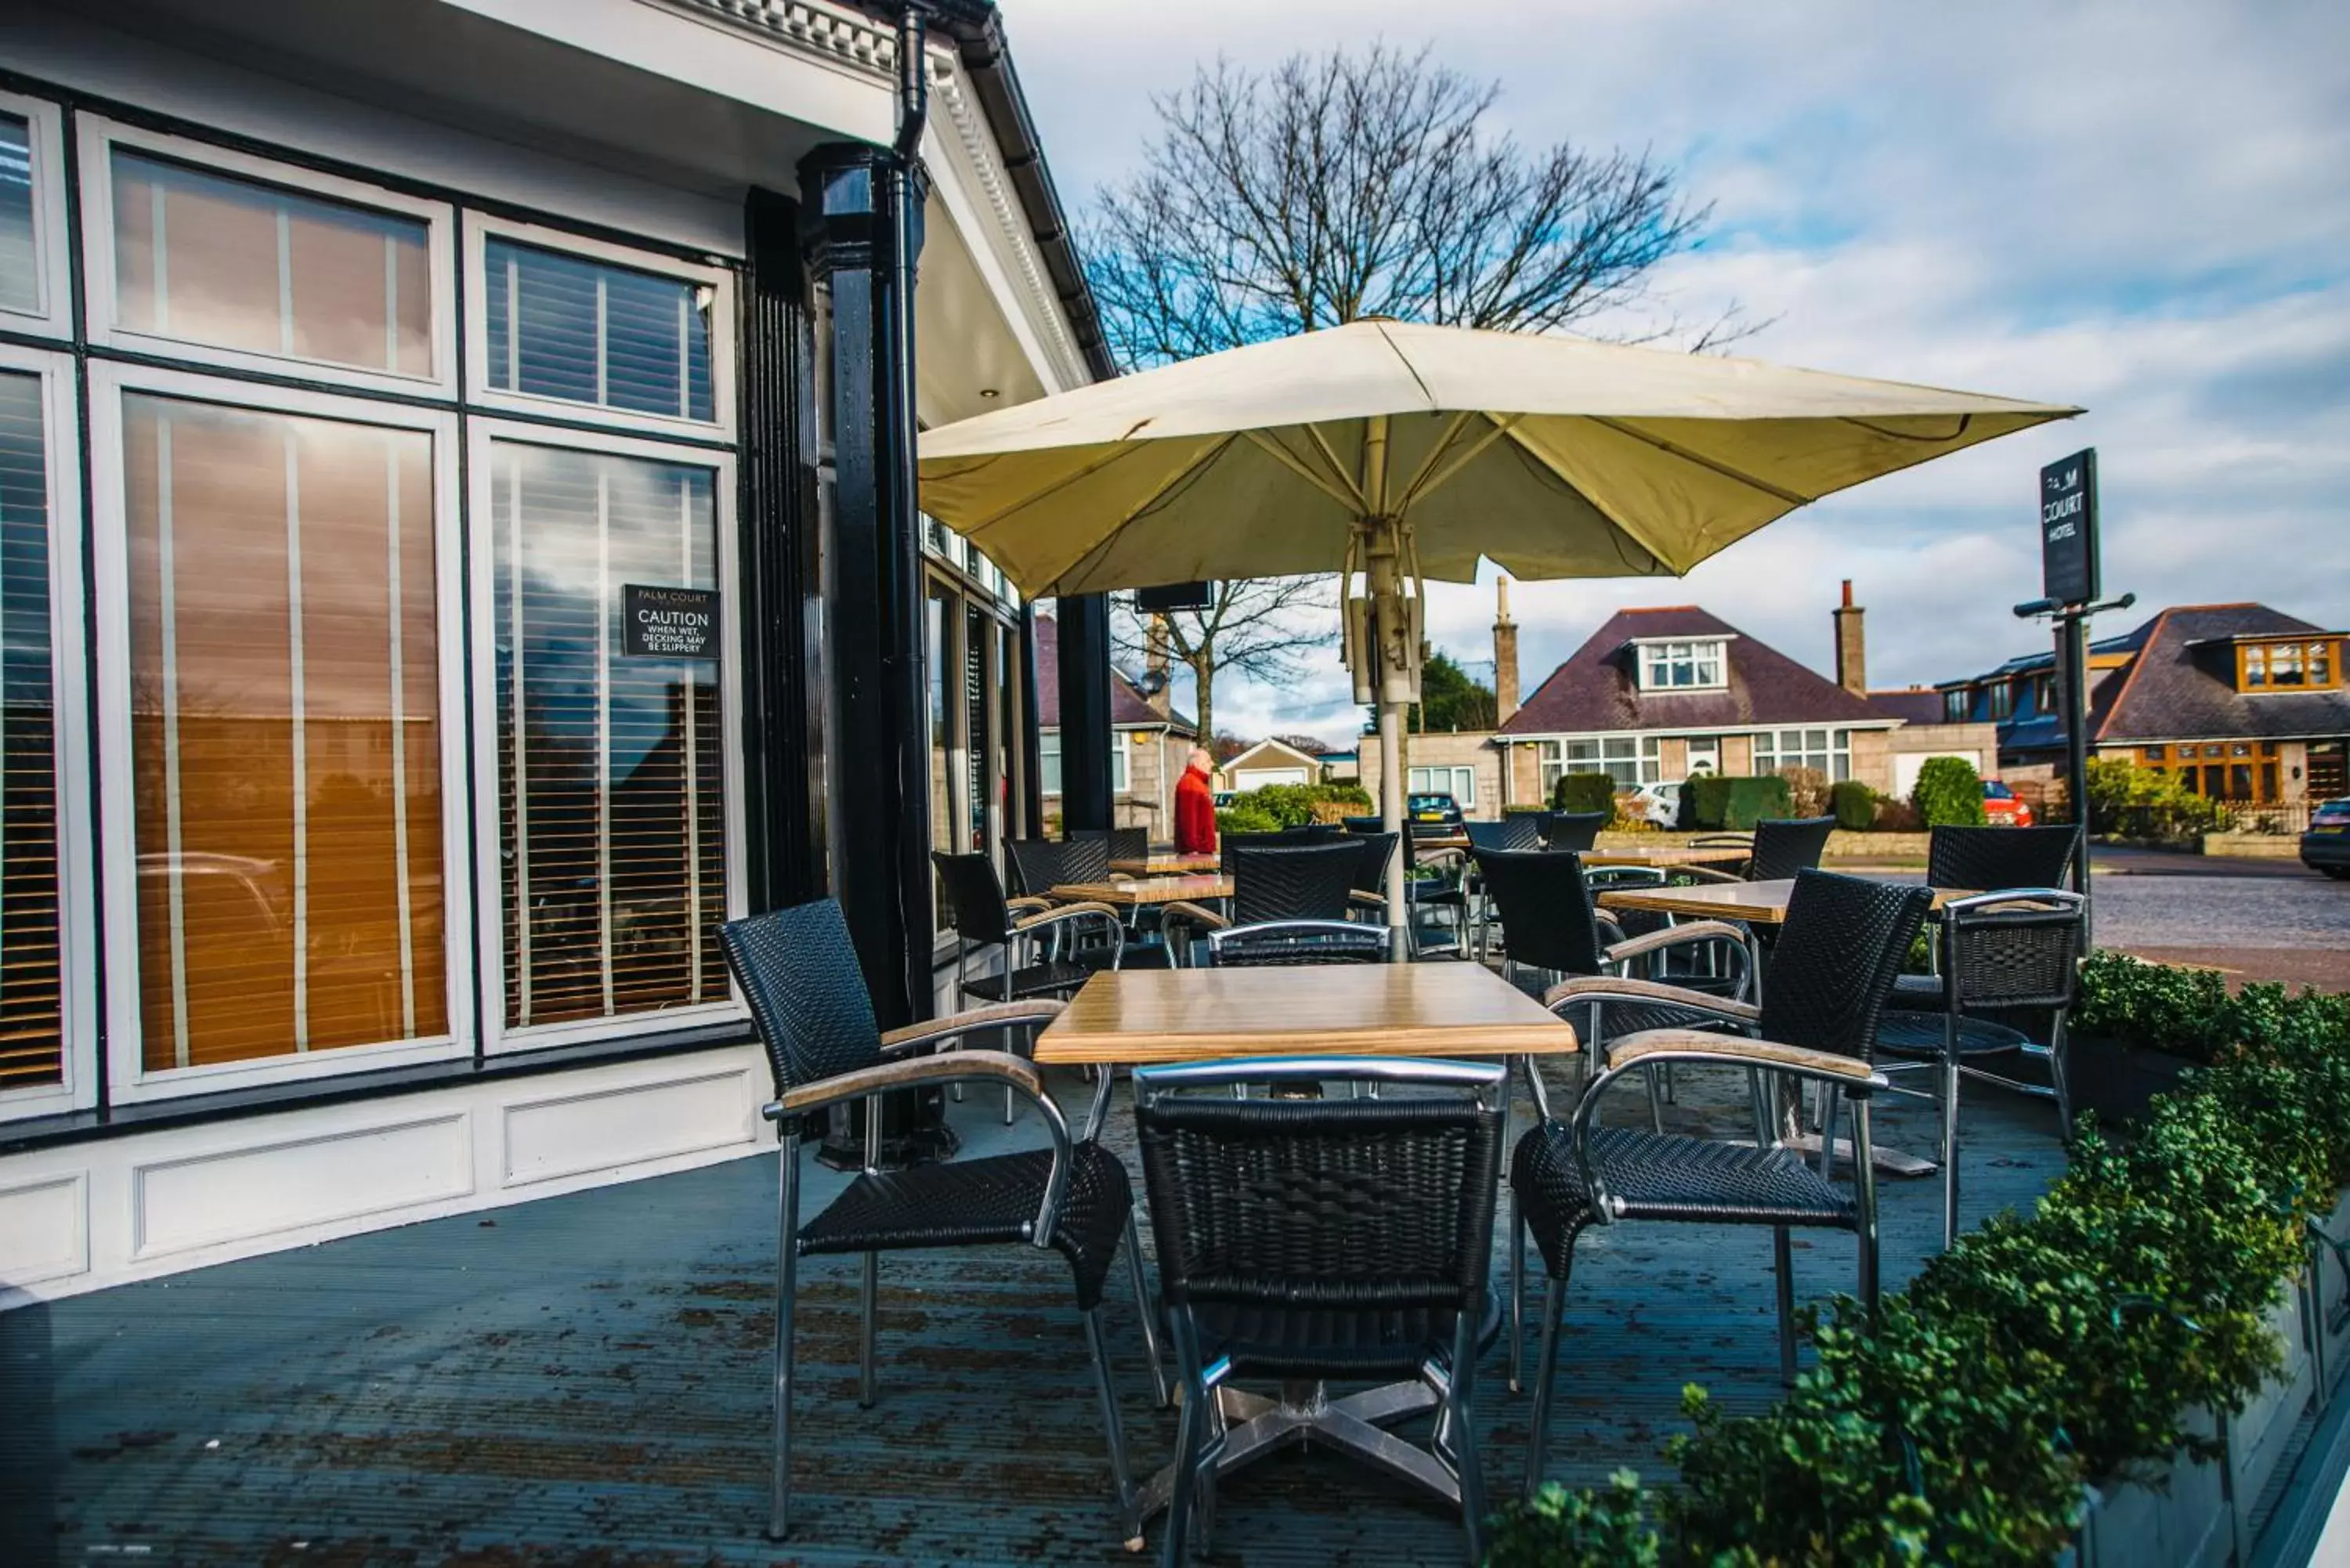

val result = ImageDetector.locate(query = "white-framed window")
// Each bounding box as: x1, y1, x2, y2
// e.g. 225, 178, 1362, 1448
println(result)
0, 91, 72, 339
1408, 764, 1476, 807
87, 364, 471, 1102
465, 214, 735, 441
1542, 735, 1661, 792
1637, 639, 1726, 692
1039, 732, 1130, 796
0, 343, 94, 1119
78, 118, 459, 399
468, 418, 745, 1052
1753, 727, 1853, 782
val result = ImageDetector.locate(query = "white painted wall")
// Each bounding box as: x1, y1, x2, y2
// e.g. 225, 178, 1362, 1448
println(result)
1893, 749, 1984, 797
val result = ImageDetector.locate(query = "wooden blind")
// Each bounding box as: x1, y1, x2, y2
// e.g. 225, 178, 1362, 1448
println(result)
0, 371, 60, 1090
492, 442, 726, 1030
483, 239, 714, 421
110, 152, 432, 376
125, 396, 446, 1071
0, 114, 35, 316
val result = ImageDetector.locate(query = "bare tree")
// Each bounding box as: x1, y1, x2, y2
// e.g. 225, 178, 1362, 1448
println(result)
1112, 578, 1336, 746
1082, 42, 1732, 370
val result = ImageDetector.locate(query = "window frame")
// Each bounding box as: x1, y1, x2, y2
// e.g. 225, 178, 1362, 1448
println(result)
0, 90, 73, 340
87, 363, 472, 1103
465, 415, 747, 1055
0, 344, 93, 1120
77, 117, 460, 401
462, 213, 738, 443
1635, 638, 1728, 693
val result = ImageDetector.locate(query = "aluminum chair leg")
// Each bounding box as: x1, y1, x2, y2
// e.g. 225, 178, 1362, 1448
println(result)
1083, 1307, 1144, 1552
1773, 1227, 1797, 1387
2048, 1019, 2076, 1141
858, 1252, 879, 1407
1853, 1097, 1882, 1314
1643, 1065, 1666, 1134
1508, 1191, 1525, 1393
1450, 1311, 1488, 1566
1941, 1043, 1964, 1250
1124, 1210, 1170, 1407
1521, 1270, 1569, 1500
769, 1135, 801, 1541
1159, 1368, 1202, 1568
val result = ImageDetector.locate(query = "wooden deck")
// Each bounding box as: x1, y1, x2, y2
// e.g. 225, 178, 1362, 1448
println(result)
1, 1053, 2071, 1566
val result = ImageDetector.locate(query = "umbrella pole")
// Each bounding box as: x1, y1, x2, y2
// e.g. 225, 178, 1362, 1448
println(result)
1378, 699, 1408, 959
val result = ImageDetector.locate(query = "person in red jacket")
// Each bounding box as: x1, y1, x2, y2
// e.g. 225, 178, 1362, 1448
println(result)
1173, 746, 1218, 855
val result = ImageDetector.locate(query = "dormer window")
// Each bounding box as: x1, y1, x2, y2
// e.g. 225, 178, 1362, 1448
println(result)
2242, 638, 2340, 692
1638, 638, 1726, 691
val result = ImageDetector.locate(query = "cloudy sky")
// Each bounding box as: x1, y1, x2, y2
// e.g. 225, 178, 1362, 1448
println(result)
999, 0, 2350, 746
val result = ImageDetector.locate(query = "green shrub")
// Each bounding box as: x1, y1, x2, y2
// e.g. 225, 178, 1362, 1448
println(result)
1224, 781, 1369, 829
1550, 771, 1618, 815
1911, 754, 1987, 826
1829, 779, 1878, 832
1683, 773, 1791, 830
1489, 956, 2350, 1566
1214, 803, 1281, 835
2083, 756, 2232, 842
1502, 803, 1549, 817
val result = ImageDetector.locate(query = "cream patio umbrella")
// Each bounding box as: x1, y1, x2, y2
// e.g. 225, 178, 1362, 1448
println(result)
919, 319, 2080, 949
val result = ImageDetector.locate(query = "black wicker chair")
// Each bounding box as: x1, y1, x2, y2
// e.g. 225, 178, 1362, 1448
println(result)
1873, 889, 2084, 1245
1003, 836, 1079, 901
721, 900, 1159, 1545
1675, 816, 1838, 884
1108, 826, 1148, 865
1513, 871, 1932, 1495
1889, 823, 2082, 1010
1464, 816, 1545, 853
1133, 1056, 1509, 1566
1165, 841, 1365, 963
1217, 827, 1322, 875
1540, 811, 1609, 852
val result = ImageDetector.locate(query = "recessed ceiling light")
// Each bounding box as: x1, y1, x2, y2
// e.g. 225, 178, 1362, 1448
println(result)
979, 388, 1000, 399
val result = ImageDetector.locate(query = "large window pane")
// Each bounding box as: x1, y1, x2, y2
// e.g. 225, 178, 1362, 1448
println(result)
493, 443, 726, 1029
484, 239, 714, 422
111, 154, 433, 377
0, 115, 36, 316
1, 372, 60, 1089
125, 396, 446, 1069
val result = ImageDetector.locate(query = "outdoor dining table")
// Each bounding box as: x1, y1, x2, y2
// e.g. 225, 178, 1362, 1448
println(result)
1036, 963, 1578, 1526
1048, 873, 1235, 908
1582, 844, 1756, 871
1108, 852, 1223, 876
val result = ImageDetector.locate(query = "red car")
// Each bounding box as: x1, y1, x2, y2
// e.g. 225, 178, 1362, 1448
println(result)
1983, 779, 2035, 827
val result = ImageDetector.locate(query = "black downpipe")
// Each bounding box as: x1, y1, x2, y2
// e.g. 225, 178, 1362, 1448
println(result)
885, 8, 933, 1021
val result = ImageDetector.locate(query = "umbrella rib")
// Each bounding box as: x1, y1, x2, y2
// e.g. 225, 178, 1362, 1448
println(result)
949, 444, 1158, 536
1585, 417, 1813, 506
1391, 410, 1475, 513
1303, 424, 1372, 511
1399, 411, 1525, 512
1042, 433, 1241, 594
1240, 429, 1364, 511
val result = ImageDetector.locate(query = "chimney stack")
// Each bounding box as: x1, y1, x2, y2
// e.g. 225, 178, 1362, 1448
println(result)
1493, 576, 1520, 724
1832, 579, 1867, 696
1144, 613, 1172, 717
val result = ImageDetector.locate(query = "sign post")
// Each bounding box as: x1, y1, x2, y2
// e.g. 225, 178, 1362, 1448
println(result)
2019, 448, 2125, 943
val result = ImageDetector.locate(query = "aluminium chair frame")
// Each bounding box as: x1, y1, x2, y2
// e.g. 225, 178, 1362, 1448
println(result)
758, 1004, 1165, 1547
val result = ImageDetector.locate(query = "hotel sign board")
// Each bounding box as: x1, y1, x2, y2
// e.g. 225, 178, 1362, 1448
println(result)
622, 584, 720, 660
2039, 449, 2099, 606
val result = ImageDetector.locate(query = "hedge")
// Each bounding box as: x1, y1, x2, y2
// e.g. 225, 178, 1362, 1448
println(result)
1488, 956, 2350, 1565
1830, 779, 1878, 832
1911, 754, 1987, 827
1550, 772, 1619, 815
1224, 780, 1371, 829
1679, 774, 1791, 831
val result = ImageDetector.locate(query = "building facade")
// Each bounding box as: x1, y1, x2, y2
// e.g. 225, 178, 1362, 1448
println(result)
1032, 612, 1196, 836
0, 0, 1113, 1306
1938, 603, 2350, 811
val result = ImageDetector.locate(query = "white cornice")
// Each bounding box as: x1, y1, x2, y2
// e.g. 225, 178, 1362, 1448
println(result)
653, 0, 1092, 390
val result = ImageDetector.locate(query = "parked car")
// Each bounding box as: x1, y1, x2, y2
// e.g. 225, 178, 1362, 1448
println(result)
2302, 798, 2350, 880
1408, 791, 1464, 828
1982, 779, 2035, 827
1629, 779, 1683, 828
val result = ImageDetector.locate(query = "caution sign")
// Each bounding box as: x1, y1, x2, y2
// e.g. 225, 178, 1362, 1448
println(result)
622, 584, 720, 660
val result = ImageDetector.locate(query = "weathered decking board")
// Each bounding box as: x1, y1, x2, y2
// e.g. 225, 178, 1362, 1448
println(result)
2, 1062, 2068, 1566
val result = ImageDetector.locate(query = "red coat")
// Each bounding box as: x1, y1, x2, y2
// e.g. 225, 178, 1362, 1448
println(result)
1174, 766, 1218, 854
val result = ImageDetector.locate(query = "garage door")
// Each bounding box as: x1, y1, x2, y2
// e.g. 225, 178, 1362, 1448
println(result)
1233, 768, 1311, 790
1893, 750, 1983, 797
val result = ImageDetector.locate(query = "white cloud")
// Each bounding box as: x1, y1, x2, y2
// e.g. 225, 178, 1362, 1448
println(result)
1003, 0, 2350, 748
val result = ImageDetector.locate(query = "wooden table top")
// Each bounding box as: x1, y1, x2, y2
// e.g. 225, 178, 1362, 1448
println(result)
1597, 877, 1964, 924
1050, 875, 1234, 908
1109, 853, 1223, 876
1035, 963, 1578, 1065
1582, 845, 1754, 869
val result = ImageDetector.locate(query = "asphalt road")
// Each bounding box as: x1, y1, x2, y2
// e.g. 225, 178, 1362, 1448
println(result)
2087, 847, 2350, 990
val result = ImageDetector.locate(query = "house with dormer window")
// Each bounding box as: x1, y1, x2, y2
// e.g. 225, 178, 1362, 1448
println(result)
1937, 603, 2350, 806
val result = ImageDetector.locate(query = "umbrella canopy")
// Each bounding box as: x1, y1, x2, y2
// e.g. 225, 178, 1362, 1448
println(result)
919, 319, 2081, 598
918, 319, 2080, 953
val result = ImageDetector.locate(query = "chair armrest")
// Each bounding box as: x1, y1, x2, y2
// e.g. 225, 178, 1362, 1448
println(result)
1607, 1026, 1884, 1087
1349, 889, 1388, 911
1160, 900, 1231, 932
881, 999, 1066, 1056
1603, 919, 1751, 965
1543, 974, 1760, 1025
1016, 901, 1123, 930
770, 1048, 1050, 1115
